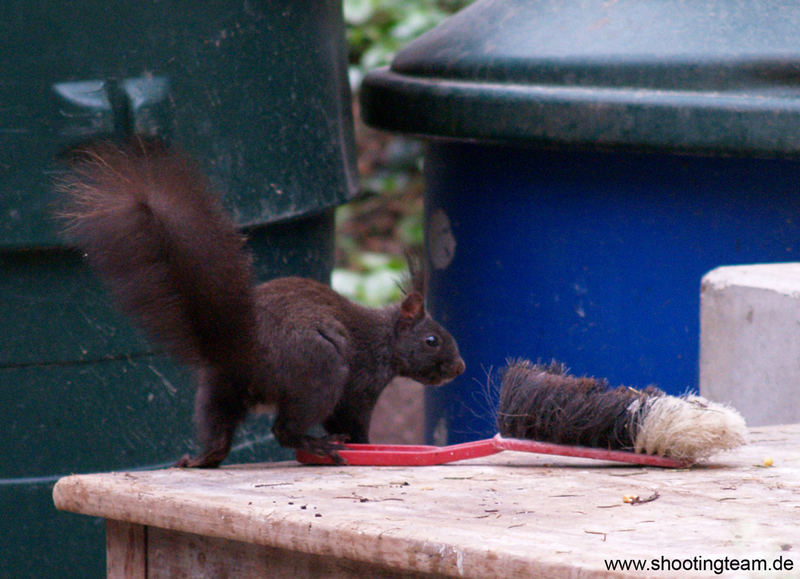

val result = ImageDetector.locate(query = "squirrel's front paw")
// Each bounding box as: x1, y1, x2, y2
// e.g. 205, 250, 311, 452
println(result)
303, 434, 349, 465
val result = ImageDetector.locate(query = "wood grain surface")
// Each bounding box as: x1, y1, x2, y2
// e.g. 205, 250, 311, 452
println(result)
54, 424, 800, 578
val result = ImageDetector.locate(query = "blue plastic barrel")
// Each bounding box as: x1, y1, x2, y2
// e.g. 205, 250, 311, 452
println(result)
361, 0, 800, 443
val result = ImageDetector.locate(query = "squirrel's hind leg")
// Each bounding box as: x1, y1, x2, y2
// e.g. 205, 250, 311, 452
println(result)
272, 418, 349, 465
270, 324, 351, 463
176, 369, 249, 468
323, 404, 371, 444
271, 374, 349, 464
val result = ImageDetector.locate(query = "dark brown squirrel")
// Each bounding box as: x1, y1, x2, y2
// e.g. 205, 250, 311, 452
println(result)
56, 137, 465, 468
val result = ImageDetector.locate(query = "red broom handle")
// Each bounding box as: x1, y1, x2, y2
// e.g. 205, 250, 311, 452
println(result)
295, 434, 686, 468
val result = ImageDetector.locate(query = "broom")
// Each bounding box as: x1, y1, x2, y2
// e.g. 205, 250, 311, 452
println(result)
296, 359, 747, 468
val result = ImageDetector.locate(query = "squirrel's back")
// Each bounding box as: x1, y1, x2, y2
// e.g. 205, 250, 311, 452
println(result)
57, 138, 259, 372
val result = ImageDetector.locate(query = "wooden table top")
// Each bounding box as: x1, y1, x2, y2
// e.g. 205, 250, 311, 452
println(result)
54, 424, 800, 578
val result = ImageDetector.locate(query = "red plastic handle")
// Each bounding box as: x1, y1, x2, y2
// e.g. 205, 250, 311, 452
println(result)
295, 434, 686, 468
295, 438, 500, 466
493, 436, 686, 468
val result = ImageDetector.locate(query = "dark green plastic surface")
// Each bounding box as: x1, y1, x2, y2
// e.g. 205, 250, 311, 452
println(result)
1, 1, 355, 577
361, 0, 800, 156
1, 0, 357, 249
0, 214, 335, 368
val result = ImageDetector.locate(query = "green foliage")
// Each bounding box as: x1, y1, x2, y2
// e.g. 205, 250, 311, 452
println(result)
344, 0, 474, 87
332, 252, 408, 306
335, 0, 474, 305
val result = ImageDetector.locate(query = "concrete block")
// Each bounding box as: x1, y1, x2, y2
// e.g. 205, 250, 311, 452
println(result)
700, 263, 800, 426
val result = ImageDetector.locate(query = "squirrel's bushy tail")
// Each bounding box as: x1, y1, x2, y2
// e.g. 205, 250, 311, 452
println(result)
57, 138, 259, 371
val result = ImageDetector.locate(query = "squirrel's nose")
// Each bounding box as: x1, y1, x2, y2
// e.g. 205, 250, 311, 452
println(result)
451, 357, 466, 376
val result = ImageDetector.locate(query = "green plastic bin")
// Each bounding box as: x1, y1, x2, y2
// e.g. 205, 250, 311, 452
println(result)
0, 2, 357, 576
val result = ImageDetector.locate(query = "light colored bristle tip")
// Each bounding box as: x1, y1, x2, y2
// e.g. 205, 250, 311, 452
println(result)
631, 394, 748, 463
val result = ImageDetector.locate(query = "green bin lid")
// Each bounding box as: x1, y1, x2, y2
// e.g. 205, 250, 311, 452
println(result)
361, 0, 800, 156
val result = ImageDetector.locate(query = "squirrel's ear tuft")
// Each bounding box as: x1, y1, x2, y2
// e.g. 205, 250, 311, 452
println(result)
399, 291, 426, 322
403, 248, 428, 297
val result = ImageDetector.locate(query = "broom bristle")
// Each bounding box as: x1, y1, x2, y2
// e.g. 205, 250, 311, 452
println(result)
496, 359, 747, 463
631, 395, 748, 461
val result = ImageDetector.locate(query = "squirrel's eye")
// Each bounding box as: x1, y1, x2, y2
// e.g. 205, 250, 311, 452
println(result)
425, 335, 440, 348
